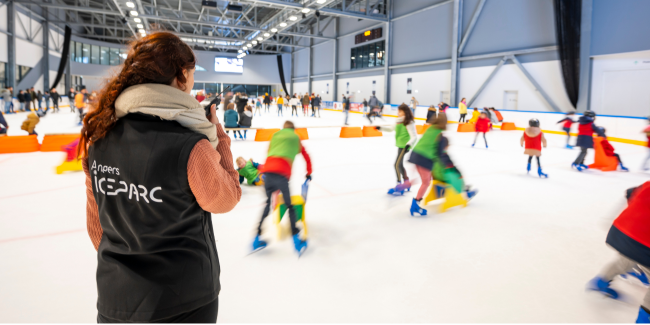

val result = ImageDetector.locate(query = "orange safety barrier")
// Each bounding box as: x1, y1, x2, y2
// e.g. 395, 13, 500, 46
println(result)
416, 124, 430, 135
457, 123, 475, 132
295, 128, 309, 140
339, 126, 363, 138
254, 128, 280, 141
40, 134, 80, 152
500, 122, 517, 130
589, 137, 618, 171
362, 125, 382, 137
0, 135, 41, 154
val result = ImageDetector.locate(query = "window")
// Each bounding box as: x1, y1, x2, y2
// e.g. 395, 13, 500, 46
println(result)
16, 65, 32, 83
109, 48, 120, 66
91, 45, 100, 64
120, 49, 128, 64
350, 40, 385, 70
75, 42, 83, 63
195, 65, 207, 71
0, 62, 6, 89
205, 83, 221, 95
192, 82, 205, 91
70, 41, 76, 62
100, 47, 110, 65
81, 43, 90, 63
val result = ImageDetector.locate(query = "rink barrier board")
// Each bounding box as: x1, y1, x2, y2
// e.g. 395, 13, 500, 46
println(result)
40, 134, 80, 152
0, 135, 41, 153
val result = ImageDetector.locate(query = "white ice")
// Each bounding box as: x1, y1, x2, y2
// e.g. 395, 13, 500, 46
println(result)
1, 108, 650, 322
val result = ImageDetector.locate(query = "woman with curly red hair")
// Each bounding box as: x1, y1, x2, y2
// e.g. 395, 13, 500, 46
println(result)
80, 32, 241, 323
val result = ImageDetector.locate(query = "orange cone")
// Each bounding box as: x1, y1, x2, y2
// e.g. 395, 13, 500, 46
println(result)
588, 137, 618, 171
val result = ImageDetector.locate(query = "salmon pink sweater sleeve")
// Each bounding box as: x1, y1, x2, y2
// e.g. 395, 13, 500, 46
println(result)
187, 124, 242, 213
83, 159, 102, 250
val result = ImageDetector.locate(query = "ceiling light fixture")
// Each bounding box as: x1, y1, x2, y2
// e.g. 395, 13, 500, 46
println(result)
252, 41, 257, 45
289, 16, 297, 21
316, 0, 326, 3
279, 22, 287, 27
134, 17, 141, 23
126, 2, 135, 8
257, 37, 263, 41
271, 28, 277, 33
301, 8, 310, 13
130, 10, 139, 16
138, 28, 145, 33
136, 24, 144, 28
264, 32, 270, 37
238, 50, 243, 53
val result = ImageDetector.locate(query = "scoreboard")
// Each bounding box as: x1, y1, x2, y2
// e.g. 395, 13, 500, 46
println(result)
354, 28, 382, 44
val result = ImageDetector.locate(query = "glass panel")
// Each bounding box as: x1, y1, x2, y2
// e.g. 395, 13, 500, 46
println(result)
205, 83, 220, 96
357, 48, 363, 68
76, 42, 83, 63
362, 45, 369, 68
17, 65, 32, 83
351, 48, 356, 69
120, 49, 128, 64
82, 43, 90, 64
100, 47, 109, 65
0, 62, 5, 89
70, 41, 76, 61
245, 85, 257, 97
368, 43, 375, 68
109, 48, 120, 66
91, 45, 100, 64
192, 82, 204, 90
378, 41, 385, 66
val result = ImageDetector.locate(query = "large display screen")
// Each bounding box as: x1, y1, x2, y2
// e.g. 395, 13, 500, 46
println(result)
214, 57, 243, 73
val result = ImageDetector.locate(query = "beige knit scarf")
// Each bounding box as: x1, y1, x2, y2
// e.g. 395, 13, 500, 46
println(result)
114, 84, 218, 148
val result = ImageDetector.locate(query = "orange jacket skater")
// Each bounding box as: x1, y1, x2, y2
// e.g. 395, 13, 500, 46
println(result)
520, 118, 548, 178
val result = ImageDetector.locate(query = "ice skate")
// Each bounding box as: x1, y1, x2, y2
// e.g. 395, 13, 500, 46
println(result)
619, 163, 629, 172
388, 182, 403, 195
621, 270, 649, 286
587, 276, 619, 299
293, 234, 307, 257
538, 167, 548, 178
566, 144, 573, 149
465, 187, 478, 200
527, 162, 531, 174
251, 236, 267, 253
410, 198, 427, 217
637, 307, 650, 323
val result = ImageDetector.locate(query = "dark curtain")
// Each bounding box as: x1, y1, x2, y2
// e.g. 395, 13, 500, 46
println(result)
553, 0, 581, 109
51, 26, 72, 89
276, 55, 289, 96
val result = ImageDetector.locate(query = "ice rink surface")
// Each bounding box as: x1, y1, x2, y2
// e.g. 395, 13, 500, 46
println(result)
1, 108, 650, 322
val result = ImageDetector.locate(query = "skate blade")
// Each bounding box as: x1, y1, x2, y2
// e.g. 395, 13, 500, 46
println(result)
247, 246, 267, 256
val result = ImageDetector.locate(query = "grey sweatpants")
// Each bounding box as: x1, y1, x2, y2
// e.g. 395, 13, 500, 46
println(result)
600, 253, 650, 309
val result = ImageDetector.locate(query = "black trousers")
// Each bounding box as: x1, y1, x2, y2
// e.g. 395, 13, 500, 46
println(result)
98, 298, 218, 323
259, 173, 299, 236
395, 147, 409, 183
459, 114, 467, 123
473, 132, 487, 146
291, 105, 298, 115
574, 147, 588, 165
527, 155, 541, 167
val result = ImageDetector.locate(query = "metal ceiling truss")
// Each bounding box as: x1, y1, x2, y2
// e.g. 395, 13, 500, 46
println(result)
11, 0, 388, 54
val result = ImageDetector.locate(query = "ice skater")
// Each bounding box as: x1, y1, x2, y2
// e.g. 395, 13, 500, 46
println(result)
252, 121, 312, 256
377, 104, 417, 195
587, 182, 650, 323
472, 112, 490, 148
407, 112, 447, 216
600, 128, 629, 171
557, 112, 576, 148
572, 110, 605, 171
643, 118, 650, 170
236, 157, 264, 185
458, 98, 467, 123
468, 107, 480, 123
255, 98, 262, 116
520, 119, 548, 178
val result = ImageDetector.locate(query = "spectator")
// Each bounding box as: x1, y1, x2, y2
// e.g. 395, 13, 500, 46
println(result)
36, 90, 43, 110
69, 87, 77, 112
43, 91, 50, 111
342, 94, 351, 125
78, 32, 240, 323
1, 86, 12, 114
24, 89, 32, 111
17, 90, 26, 112
0, 110, 7, 135
75, 88, 87, 124
30, 87, 38, 109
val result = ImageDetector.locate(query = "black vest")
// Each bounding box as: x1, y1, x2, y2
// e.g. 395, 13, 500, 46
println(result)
89, 114, 219, 321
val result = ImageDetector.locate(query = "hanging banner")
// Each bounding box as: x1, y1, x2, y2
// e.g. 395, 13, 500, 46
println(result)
407, 78, 412, 94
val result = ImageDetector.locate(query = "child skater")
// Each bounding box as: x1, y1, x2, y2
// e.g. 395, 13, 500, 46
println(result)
468, 107, 480, 123
472, 112, 490, 148
377, 104, 417, 195
557, 112, 576, 149
520, 118, 548, 178
255, 98, 262, 116
458, 98, 467, 123
572, 110, 605, 171
408, 112, 448, 216
253, 121, 312, 256
236, 157, 264, 185
600, 128, 629, 171
588, 182, 650, 322
276, 94, 284, 117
